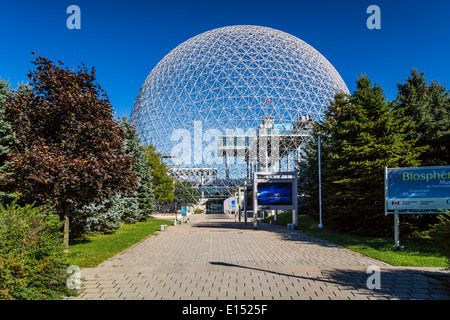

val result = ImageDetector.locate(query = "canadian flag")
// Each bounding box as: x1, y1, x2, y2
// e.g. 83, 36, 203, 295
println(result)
392, 201, 400, 205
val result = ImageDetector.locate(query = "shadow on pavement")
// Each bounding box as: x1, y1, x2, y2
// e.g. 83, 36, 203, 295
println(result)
193, 216, 341, 248
208, 261, 450, 300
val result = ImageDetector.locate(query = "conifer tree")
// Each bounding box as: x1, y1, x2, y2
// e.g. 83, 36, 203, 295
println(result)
120, 117, 155, 218
297, 129, 320, 219
303, 75, 424, 236
0, 79, 17, 181
395, 69, 450, 166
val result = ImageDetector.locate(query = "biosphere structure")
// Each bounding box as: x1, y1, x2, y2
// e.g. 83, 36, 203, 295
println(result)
130, 25, 348, 209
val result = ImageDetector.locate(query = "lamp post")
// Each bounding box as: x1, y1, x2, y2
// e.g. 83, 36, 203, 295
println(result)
318, 135, 323, 228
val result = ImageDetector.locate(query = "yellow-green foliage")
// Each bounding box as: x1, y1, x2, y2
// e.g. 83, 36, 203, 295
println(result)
0, 203, 77, 299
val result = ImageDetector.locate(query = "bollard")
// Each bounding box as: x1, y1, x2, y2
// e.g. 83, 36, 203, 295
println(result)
161, 225, 167, 231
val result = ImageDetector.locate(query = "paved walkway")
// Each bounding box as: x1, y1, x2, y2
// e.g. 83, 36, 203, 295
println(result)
70, 214, 449, 300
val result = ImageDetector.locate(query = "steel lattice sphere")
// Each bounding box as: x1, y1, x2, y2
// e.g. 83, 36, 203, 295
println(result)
130, 25, 348, 203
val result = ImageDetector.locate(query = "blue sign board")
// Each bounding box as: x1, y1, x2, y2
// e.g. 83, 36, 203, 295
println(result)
385, 166, 450, 213
181, 206, 187, 216
257, 182, 293, 206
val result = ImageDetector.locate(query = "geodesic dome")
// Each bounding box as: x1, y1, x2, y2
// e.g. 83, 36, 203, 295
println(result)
130, 25, 348, 201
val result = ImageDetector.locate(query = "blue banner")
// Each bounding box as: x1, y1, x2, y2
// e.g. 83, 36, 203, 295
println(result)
386, 166, 450, 211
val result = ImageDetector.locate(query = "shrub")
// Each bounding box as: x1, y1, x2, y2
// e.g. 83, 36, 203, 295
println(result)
72, 194, 142, 235
263, 211, 293, 227
429, 212, 450, 268
0, 192, 20, 206
194, 209, 204, 214
0, 203, 76, 299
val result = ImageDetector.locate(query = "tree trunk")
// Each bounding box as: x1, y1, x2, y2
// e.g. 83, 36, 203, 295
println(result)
63, 203, 70, 249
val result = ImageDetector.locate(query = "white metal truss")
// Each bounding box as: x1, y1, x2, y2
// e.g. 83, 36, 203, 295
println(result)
130, 25, 349, 200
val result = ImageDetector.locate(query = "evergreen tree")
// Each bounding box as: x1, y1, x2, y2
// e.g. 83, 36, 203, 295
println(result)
304, 75, 424, 236
120, 117, 155, 218
0, 79, 19, 205
395, 69, 450, 166
0, 79, 17, 182
393, 69, 450, 231
74, 193, 141, 234
297, 129, 320, 219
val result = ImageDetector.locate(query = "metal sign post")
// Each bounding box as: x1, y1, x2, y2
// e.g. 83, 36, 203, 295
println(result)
253, 171, 298, 230
181, 206, 187, 223
238, 189, 244, 222
385, 165, 450, 248
243, 181, 249, 225
243, 180, 254, 225
394, 211, 401, 248
253, 187, 258, 229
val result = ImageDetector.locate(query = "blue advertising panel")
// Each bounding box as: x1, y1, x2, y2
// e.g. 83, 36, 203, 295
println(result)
231, 200, 235, 207
181, 206, 187, 216
386, 166, 450, 212
256, 182, 293, 206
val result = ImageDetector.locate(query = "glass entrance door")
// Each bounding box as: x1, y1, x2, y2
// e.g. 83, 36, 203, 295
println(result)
206, 200, 224, 214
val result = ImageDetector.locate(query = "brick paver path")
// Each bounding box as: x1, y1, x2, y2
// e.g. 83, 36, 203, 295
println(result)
70, 214, 449, 300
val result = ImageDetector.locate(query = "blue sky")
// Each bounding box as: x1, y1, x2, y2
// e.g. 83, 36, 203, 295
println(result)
1, 0, 449, 118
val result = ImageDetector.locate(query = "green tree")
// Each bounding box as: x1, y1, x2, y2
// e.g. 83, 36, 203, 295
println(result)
120, 117, 155, 218
304, 75, 424, 236
393, 69, 450, 231
0, 79, 20, 205
73, 193, 140, 234
145, 145, 175, 206
175, 180, 200, 207
395, 69, 450, 166
297, 129, 320, 218
0, 79, 17, 182
1, 55, 137, 247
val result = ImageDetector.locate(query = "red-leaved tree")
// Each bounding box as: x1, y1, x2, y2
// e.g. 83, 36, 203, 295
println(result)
1, 55, 137, 247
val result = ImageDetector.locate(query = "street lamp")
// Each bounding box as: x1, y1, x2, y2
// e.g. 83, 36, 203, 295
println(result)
318, 135, 323, 228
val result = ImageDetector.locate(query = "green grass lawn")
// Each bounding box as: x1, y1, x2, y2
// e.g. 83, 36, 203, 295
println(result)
264, 212, 447, 267
67, 218, 172, 268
